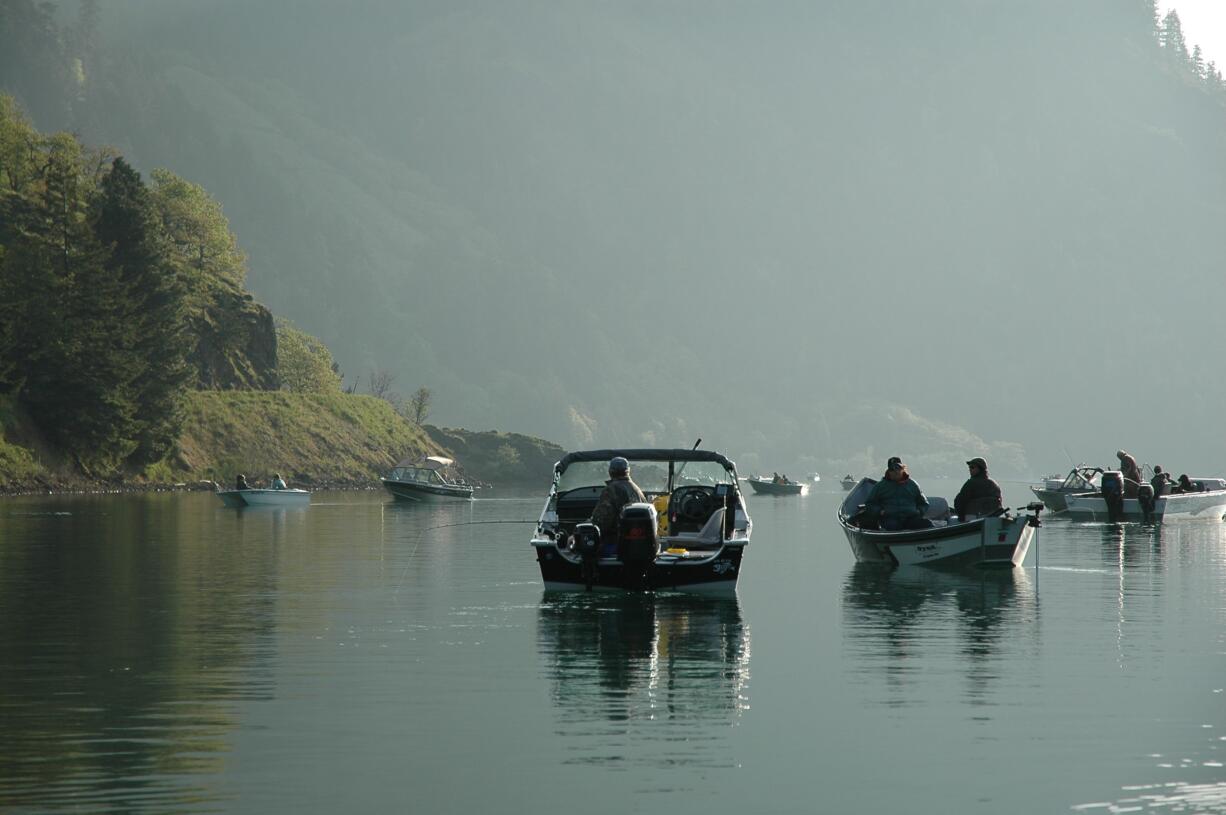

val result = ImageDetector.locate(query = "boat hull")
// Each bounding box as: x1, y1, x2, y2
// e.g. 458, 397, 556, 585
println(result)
746, 479, 806, 496
1030, 486, 1091, 513
216, 489, 311, 507
1063, 490, 1226, 522
532, 540, 745, 592
840, 514, 1035, 569
382, 478, 474, 502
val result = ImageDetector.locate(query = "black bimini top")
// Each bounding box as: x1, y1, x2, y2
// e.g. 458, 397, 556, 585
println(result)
555, 449, 735, 473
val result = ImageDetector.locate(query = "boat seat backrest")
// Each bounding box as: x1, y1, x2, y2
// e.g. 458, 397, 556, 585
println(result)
924, 496, 951, 520
667, 507, 725, 550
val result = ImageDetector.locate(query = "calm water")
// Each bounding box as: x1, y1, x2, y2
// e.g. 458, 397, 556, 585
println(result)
2, 485, 1226, 814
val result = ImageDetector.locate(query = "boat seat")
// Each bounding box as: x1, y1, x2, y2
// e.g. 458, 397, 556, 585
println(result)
924, 497, 951, 521
664, 507, 725, 550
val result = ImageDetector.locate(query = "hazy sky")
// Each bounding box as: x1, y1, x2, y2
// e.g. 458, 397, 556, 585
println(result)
1164, 1, 1226, 68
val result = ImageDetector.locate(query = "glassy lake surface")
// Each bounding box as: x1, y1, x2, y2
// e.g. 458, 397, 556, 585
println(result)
2, 485, 1225, 814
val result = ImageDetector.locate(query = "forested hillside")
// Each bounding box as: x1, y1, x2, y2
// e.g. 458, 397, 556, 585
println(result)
4, 1, 1226, 476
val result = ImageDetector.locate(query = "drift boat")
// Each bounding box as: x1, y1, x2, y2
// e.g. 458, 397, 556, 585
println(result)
838, 477, 1041, 568
746, 476, 807, 496
216, 488, 311, 508
382, 456, 474, 502
530, 449, 752, 592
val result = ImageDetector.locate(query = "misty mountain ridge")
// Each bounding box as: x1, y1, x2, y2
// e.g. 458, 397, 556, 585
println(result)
4, 0, 1225, 478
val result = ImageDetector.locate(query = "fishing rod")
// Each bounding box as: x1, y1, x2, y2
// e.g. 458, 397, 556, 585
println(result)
391, 518, 539, 592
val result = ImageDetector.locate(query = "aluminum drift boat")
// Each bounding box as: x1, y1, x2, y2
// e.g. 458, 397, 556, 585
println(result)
745, 476, 807, 496
838, 477, 1041, 568
1063, 473, 1226, 522
382, 456, 474, 502
530, 449, 752, 592
216, 488, 311, 508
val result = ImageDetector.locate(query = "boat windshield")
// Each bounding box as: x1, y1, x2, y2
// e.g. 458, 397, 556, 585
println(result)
391, 467, 446, 485
1064, 469, 1100, 490
557, 460, 735, 493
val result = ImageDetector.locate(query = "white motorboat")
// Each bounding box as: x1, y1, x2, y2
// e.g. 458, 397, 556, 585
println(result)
1030, 465, 1103, 512
1064, 478, 1226, 522
838, 478, 1041, 568
531, 448, 752, 592
216, 487, 311, 508
382, 455, 474, 502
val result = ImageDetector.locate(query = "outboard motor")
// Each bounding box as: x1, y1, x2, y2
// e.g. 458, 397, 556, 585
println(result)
1137, 483, 1156, 524
1101, 470, 1126, 523
573, 522, 601, 590
618, 503, 660, 588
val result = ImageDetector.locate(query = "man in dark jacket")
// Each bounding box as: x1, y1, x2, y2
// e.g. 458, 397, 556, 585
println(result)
1151, 465, 1173, 497
954, 457, 1003, 519
864, 456, 931, 531
590, 456, 647, 542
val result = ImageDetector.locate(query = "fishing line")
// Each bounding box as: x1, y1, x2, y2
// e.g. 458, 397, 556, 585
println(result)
391, 519, 539, 593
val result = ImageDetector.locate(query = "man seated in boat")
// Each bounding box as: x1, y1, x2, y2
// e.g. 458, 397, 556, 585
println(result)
1174, 473, 1201, 493
954, 457, 1003, 519
1151, 465, 1173, 497
236, 473, 251, 490
590, 456, 647, 546
864, 457, 932, 531
271, 473, 287, 490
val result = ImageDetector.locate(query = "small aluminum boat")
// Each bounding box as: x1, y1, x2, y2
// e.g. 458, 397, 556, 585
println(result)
746, 476, 807, 496
838, 478, 1041, 568
216, 488, 311, 508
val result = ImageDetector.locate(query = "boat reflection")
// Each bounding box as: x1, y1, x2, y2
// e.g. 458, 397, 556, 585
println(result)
536, 592, 749, 768
842, 565, 1035, 704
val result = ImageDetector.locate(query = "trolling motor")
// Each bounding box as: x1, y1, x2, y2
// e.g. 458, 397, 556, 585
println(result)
572, 522, 602, 591
1137, 483, 1156, 524
1101, 470, 1126, 523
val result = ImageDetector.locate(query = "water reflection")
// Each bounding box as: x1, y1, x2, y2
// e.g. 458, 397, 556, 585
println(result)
0, 494, 281, 813
842, 566, 1034, 705
536, 592, 749, 768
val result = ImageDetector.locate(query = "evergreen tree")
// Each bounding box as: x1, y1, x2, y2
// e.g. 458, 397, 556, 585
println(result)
23, 133, 140, 471
1191, 44, 1205, 77
94, 157, 190, 465
1160, 10, 1189, 64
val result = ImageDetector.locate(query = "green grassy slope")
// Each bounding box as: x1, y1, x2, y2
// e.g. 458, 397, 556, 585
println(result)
170, 391, 443, 487
0, 390, 445, 491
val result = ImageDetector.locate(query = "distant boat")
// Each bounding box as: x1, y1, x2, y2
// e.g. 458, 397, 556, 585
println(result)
216, 487, 311, 508
382, 455, 474, 502
746, 476, 806, 496
840, 475, 856, 491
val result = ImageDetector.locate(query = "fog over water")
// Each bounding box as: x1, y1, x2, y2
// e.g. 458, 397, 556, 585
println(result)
23, 0, 1226, 476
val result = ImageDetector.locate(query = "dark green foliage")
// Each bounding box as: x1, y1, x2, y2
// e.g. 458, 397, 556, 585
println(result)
95, 157, 191, 464
0, 98, 194, 473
